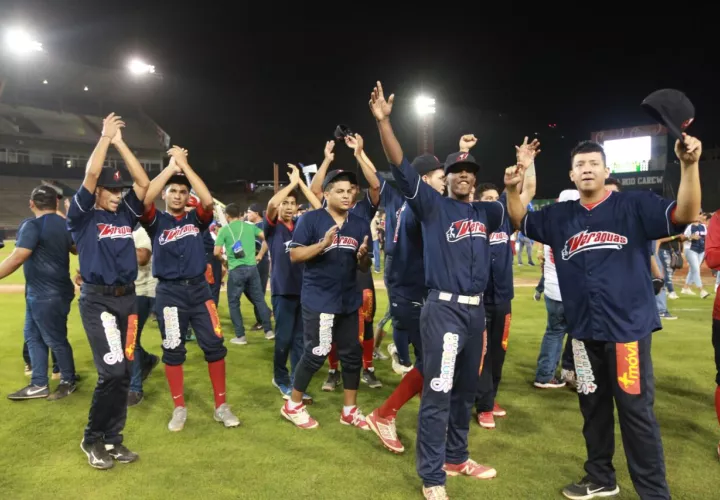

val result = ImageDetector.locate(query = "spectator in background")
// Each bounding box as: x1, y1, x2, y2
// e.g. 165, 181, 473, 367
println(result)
215, 203, 274, 344
371, 210, 382, 273
681, 212, 709, 298
657, 234, 683, 300
296, 204, 310, 216
245, 203, 270, 330
516, 205, 535, 266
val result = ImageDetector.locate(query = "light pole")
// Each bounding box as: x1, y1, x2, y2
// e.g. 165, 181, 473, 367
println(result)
415, 95, 436, 156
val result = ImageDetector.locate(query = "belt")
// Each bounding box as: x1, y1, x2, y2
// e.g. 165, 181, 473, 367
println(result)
82, 283, 136, 297
158, 275, 206, 286
428, 289, 483, 306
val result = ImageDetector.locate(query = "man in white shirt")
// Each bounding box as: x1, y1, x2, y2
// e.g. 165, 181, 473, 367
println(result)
533, 190, 580, 389
128, 226, 160, 406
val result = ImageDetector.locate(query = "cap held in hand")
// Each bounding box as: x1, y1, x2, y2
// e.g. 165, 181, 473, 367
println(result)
641, 89, 695, 140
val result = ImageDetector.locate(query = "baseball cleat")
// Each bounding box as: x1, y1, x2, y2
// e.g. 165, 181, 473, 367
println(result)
423, 485, 449, 499
281, 401, 318, 429
366, 409, 404, 453
339, 406, 370, 430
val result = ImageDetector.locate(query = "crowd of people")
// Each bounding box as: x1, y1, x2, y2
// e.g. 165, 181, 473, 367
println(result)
0, 81, 714, 500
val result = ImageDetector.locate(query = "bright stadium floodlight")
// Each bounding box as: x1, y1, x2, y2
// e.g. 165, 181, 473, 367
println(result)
5, 27, 43, 55
128, 58, 156, 75
415, 95, 436, 116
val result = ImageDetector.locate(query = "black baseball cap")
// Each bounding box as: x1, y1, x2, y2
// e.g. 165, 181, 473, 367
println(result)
30, 185, 61, 206
247, 203, 263, 215
411, 154, 443, 176
322, 169, 358, 191
97, 167, 133, 189
443, 151, 480, 175
641, 89, 695, 140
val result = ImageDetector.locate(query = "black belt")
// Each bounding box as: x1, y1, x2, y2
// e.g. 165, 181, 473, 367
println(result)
158, 275, 206, 286
82, 283, 136, 297
427, 289, 483, 306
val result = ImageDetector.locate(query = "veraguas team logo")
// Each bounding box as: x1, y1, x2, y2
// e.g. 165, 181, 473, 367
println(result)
489, 231, 509, 245
561, 230, 628, 260
446, 219, 487, 243
96, 223, 133, 240
159, 224, 200, 245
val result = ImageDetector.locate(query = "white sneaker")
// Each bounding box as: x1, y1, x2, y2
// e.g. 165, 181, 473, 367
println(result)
281, 401, 319, 429
230, 336, 247, 345
701, 290, 710, 299
387, 343, 412, 375
668, 292, 679, 300
561, 369, 576, 389
168, 406, 187, 432
423, 485, 449, 500
681, 287, 695, 295
264, 330, 275, 340
214, 403, 241, 428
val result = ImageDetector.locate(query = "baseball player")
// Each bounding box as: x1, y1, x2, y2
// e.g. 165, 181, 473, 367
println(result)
67, 113, 149, 469
504, 135, 701, 499
365, 153, 446, 454
265, 164, 321, 400
474, 136, 538, 430
141, 148, 239, 431
282, 169, 372, 430
704, 209, 720, 458
370, 82, 501, 499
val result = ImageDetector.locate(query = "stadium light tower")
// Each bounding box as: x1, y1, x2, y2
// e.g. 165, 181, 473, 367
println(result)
4, 27, 43, 55
415, 95, 436, 155
128, 58, 156, 76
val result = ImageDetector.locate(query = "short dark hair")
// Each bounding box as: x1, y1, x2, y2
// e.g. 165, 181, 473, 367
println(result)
165, 175, 191, 190
605, 177, 622, 191
224, 203, 241, 218
477, 183, 499, 197
285, 190, 299, 201
570, 140, 606, 166
323, 173, 355, 193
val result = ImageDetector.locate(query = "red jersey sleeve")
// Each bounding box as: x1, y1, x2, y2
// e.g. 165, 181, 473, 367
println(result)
195, 203, 213, 224
705, 211, 720, 270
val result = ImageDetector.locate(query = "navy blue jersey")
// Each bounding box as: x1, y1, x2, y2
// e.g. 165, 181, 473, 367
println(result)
522, 190, 686, 343
290, 208, 372, 313
67, 186, 144, 286
322, 191, 378, 223
15, 213, 74, 299
264, 213, 303, 296
688, 223, 706, 253
387, 200, 425, 302
378, 172, 405, 256
254, 221, 269, 263
390, 158, 504, 296
484, 192, 514, 304
141, 203, 213, 280
202, 226, 216, 263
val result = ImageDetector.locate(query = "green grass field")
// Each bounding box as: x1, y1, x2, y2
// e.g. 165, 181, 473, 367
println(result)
0, 244, 718, 499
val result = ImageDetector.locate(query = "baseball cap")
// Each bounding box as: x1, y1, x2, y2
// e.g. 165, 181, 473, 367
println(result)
247, 203, 263, 215
97, 167, 133, 189
557, 189, 580, 202
411, 154, 443, 176
322, 169, 358, 191
443, 151, 480, 175
641, 88, 695, 140
30, 185, 61, 206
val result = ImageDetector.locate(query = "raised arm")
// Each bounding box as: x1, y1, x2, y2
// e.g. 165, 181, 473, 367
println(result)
309, 141, 335, 200
144, 158, 182, 208
169, 146, 214, 212
515, 137, 540, 206
83, 113, 124, 193
297, 177, 322, 209
370, 82, 403, 166
110, 125, 150, 201
504, 163, 528, 230
267, 164, 302, 221
345, 133, 381, 205
673, 133, 702, 224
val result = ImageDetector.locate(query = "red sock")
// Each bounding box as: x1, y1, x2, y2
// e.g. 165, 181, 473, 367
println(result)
363, 338, 375, 370
328, 343, 339, 371
164, 364, 185, 408
715, 386, 720, 426
377, 367, 424, 419
208, 359, 227, 409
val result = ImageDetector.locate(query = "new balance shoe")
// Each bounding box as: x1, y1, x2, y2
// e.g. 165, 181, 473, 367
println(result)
281, 401, 318, 429
7, 384, 49, 400
443, 458, 497, 479
80, 439, 114, 470
561, 478, 620, 499
168, 406, 187, 432
322, 371, 341, 392
47, 381, 77, 401
423, 485, 449, 499
477, 412, 495, 429
214, 403, 241, 428
362, 369, 383, 388
492, 402, 506, 417
339, 406, 370, 430
366, 409, 404, 453
534, 378, 566, 389
105, 443, 139, 463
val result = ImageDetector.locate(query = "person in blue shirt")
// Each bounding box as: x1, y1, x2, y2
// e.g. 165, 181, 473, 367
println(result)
264, 164, 321, 401
141, 148, 239, 432
370, 82, 502, 498
505, 135, 702, 500
67, 113, 150, 470
0, 185, 77, 401
245, 203, 270, 330
283, 169, 372, 430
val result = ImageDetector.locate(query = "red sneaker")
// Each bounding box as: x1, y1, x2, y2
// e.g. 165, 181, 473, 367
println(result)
492, 403, 506, 417
477, 411, 495, 429
339, 406, 370, 431
281, 401, 318, 429
443, 459, 497, 479
366, 409, 404, 453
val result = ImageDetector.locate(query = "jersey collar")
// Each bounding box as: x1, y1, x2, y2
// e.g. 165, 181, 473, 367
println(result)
581, 190, 612, 211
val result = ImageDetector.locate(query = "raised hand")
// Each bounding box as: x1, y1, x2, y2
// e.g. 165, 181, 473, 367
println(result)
357, 235, 369, 260
102, 113, 125, 141
287, 163, 301, 185
345, 133, 364, 154
515, 136, 541, 166
675, 133, 702, 165
168, 156, 182, 175
322, 225, 339, 249
504, 164, 526, 189
324, 140, 335, 162
459, 134, 478, 152
167, 145, 189, 169
369, 81, 394, 122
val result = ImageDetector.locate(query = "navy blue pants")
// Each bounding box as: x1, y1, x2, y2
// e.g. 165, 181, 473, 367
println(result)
475, 300, 511, 412
416, 292, 486, 487
209, 259, 222, 306
390, 296, 423, 370
24, 295, 75, 386
250, 257, 270, 324
272, 294, 304, 386
573, 335, 669, 499
155, 280, 227, 366
129, 296, 156, 393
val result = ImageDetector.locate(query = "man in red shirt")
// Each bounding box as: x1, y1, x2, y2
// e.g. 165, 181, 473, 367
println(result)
703, 210, 720, 458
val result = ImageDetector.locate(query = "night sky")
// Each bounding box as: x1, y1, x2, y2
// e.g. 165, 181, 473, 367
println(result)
3, 1, 719, 198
